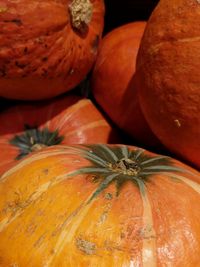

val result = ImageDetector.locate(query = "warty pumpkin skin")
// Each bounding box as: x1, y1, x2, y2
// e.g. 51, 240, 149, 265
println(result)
135, 0, 200, 168
0, 144, 200, 266
0, 95, 118, 175
0, 0, 104, 100
91, 22, 162, 149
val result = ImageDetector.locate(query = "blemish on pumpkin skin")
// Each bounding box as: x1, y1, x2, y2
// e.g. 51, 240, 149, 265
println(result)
0, 6, 8, 13
174, 119, 181, 127
98, 212, 108, 224
26, 223, 37, 235
42, 168, 49, 175
4, 19, 22, 26
0, 68, 6, 77
15, 61, 27, 69
34, 233, 47, 248
23, 47, 28, 54
104, 192, 113, 200
76, 238, 97, 255
41, 57, 48, 62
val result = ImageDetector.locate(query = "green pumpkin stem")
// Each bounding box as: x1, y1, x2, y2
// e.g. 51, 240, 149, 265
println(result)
10, 124, 64, 160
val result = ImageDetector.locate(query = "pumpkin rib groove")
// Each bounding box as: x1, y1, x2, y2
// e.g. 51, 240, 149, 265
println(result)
53, 100, 91, 131
0, 23, 69, 56
46, 191, 97, 266
1, 145, 200, 266
0, 169, 81, 233
0, 149, 70, 182
163, 173, 200, 195
63, 120, 109, 138
137, 181, 157, 267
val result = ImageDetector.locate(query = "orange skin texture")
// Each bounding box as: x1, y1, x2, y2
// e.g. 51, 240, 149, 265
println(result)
135, 0, 200, 168
91, 22, 162, 149
0, 144, 200, 266
0, 95, 119, 175
0, 0, 104, 100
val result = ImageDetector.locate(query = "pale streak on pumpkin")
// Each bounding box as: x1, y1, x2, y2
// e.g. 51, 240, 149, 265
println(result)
45, 193, 96, 266
164, 173, 200, 195
0, 170, 78, 233
54, 99, 91, 131
0, 148, 75, 182
141, 190, 157, 267
148, 36, 200, 56
176, 36, 200, 43
64, 120, 109, 137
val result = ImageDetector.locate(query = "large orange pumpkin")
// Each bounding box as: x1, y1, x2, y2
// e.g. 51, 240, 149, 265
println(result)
135, 0, 200, 168
0, 94, 118, 175
91, 22, 161, 149
0, 144, 200, 266
0, 0, 104, 100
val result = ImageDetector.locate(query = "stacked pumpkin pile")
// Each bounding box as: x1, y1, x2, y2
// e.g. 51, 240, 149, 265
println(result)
0, 0, 200, 266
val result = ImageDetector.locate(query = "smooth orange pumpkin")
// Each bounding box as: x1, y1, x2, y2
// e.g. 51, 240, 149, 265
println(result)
0, 94, 118, 175
0, 144, 200, 266
135, 0, 200, 168
91, 22, 162, 149
0, 0, 104, 100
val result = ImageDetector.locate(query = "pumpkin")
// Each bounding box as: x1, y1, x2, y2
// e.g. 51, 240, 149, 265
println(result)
0, 144, 200, 266
91, 22, 161, 149
0, 0, 104, 100
0, 94, 119, 175
135, 0, 200, 168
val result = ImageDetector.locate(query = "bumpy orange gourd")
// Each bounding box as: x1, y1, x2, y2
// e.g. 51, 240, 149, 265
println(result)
0, 144, 200, 266
0, 0, 104, 100
135, 0, 200, 168
91, 22, 162, 149
0, 94, 118, 175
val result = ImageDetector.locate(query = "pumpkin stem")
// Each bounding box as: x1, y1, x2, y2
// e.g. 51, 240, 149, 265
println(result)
9, 125, 64, 160
109, 158, 141, 176
31, 143, 47, 152
69, 0, 93, 32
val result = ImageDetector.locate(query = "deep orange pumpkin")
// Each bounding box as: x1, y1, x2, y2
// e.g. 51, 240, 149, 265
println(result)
91, 22, 162, 149
0, 94, 118, 175
0, 0, 104, 100
0, 144, 200, 266
135, 0, 200, 168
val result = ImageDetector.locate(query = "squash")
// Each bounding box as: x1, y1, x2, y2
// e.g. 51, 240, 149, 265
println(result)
0, 95, 118, 175
0, 0, 104, 100
91, 22, 161, 149
135, 0, 200, 168
0, 144, 200, 266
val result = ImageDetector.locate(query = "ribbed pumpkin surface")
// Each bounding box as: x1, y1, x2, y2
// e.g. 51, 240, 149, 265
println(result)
0, 144, 200, 266
0, 0, 105, 100
0, 95, 118, 176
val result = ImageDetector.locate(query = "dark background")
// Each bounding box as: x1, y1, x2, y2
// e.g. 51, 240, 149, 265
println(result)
103, 0, 159, 34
